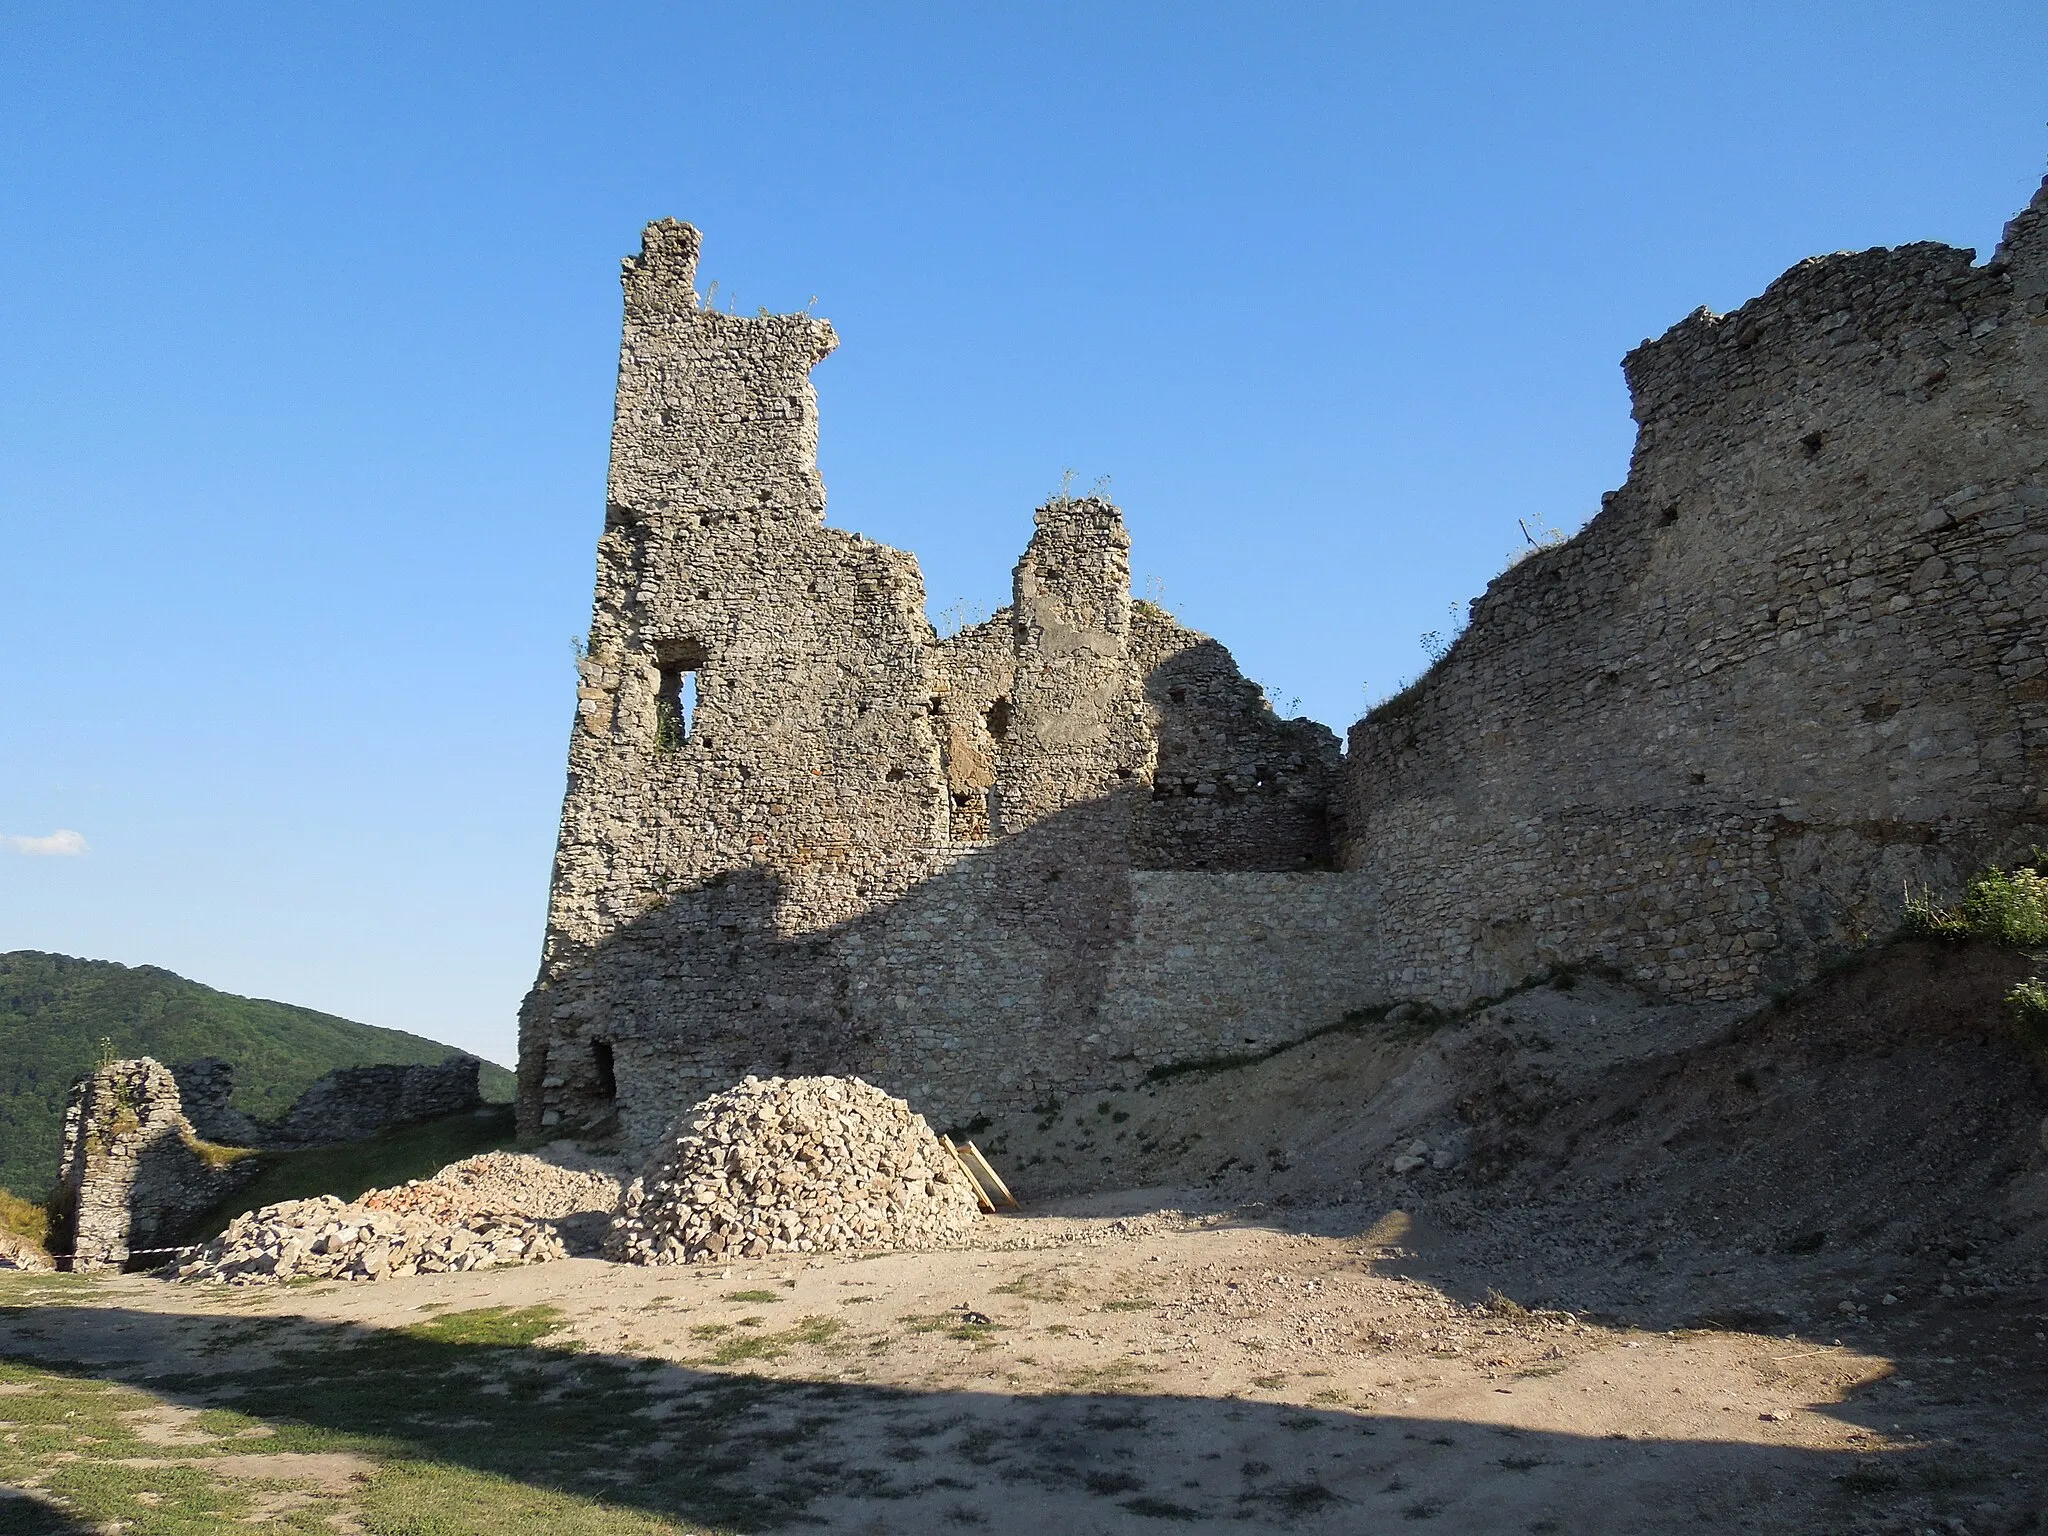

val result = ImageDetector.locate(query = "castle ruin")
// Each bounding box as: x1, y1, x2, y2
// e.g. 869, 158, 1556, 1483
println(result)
520, 181, 2048, 1153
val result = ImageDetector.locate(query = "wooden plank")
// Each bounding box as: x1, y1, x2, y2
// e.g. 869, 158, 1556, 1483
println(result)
941, 1135, 996, 1212
960, 1141, 1018, 1208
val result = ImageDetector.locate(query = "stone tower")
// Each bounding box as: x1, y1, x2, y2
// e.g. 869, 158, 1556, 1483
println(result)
518, 222, 1345, 1148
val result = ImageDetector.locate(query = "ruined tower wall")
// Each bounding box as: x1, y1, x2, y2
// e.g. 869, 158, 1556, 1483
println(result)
1342, 180, 2048, 1004
522, 221, 954, 1130
520, 223, 1351, 1148
525, 187, 2048, 1157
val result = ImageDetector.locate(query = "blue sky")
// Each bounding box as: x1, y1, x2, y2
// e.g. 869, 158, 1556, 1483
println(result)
3, 3, 2044, 1064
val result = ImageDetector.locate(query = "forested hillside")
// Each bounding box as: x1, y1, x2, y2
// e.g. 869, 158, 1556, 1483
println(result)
0, 952, 513, 1197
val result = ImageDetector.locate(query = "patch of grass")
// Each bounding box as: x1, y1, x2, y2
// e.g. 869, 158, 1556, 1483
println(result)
1057, 1359, 1158, 1392
1832, 1462, 1901, 1494
722, 1290, 782, 1304
0, 1359, 267, 1533
356, 1460, 693, 1533
1123, 1494, 1202, 1519
178, 1130, 261, 1171
1903, 860, 2048, 948
695, 1316, 841, 1365
0, 1186, 48, 1249
1481, 1288, 1528, 1318
166, 1307, 808, 1528
992, 1269, 1074, 1302
0, 1271, 95, 1306
1100, 1298, 1154, 1312
1249, 1373, 1288, 1390
1082, 1470, 1143, 1494
2008, 977, 2048, 1049
900, 1313, 1002, 1343
403, 1307, 567, 1349
1244, 1480, 1345, 1515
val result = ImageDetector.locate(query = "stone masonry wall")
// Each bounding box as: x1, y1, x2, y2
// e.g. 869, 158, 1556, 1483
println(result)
268, 1056, 482, 1147
171, 1054, 483, 1148
1342, 177, 2048, 1004
526, 184, 2047, 1157
53, 1058, 258, 1272
519, 221, 1345, 1149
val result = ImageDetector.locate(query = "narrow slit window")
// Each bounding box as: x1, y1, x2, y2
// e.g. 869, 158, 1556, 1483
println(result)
591, 1040, 617, 1102
653, 640, 706, 750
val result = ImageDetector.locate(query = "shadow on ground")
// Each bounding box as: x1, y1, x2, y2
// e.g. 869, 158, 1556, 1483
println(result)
0, 1298, 2029, 1535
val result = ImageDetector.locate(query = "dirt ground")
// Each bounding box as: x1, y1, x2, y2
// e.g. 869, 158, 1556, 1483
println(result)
1, 1191, 2042, 1533
2, 939, 2044, 1533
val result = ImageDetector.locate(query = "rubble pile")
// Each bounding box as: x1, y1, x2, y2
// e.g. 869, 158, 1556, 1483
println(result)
174, 1146, 629, 1285
174, 1194, 566, 1285
394, 1148, 623, 1221
606, 1075, 979, 1265
364, 1150, 624, 1252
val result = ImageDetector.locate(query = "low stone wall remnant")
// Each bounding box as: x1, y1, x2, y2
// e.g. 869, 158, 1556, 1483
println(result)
52, 1058, 259, 1273
267, 1055, 483, 1147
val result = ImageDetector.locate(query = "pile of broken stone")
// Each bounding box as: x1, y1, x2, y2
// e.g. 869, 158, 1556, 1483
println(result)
174, 1148, 627, 1285
173, 1193, 568, 1284
174, 1076, 980, 1284
606, 1075, 980, 1265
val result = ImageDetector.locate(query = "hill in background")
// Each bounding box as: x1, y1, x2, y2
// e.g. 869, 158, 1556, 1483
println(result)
0, 951, 514, 1199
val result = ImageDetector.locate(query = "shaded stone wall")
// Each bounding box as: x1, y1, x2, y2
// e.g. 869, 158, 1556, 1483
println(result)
171, 1054, 483, 1148
268, 1056, 482, 1147
168, 1057, 270, 1146
1342, 179, 2048, 1004
53, 1059, 258, 1272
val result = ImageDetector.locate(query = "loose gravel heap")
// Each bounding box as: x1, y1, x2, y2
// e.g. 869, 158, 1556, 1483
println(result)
173, 1147, 626, 1285
392, 1149, 623, 1222
173, 1194, 566, 1285
364, 1149, 624, 1252
606, 1075, 980, 1265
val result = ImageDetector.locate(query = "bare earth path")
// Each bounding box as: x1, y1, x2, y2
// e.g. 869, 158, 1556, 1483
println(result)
2, 1193, 2041, 1534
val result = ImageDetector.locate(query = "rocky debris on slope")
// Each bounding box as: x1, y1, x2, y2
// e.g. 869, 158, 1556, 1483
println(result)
173, 1194, 566, 1285
364, 1149, 624, 1254
409, 1147, 623, 1219
606, 1075, 979, 1265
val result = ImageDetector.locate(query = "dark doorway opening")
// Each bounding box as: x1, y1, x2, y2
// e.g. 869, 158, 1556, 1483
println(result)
591, 1040, 617, 1102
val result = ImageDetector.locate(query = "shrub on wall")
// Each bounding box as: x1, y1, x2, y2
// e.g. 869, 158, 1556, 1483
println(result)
1903, 860, 2048, 948
2008, 978, 2048, 1052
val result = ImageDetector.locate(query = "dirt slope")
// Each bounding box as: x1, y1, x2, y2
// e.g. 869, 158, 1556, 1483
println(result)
980, 940, 2048, 1331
